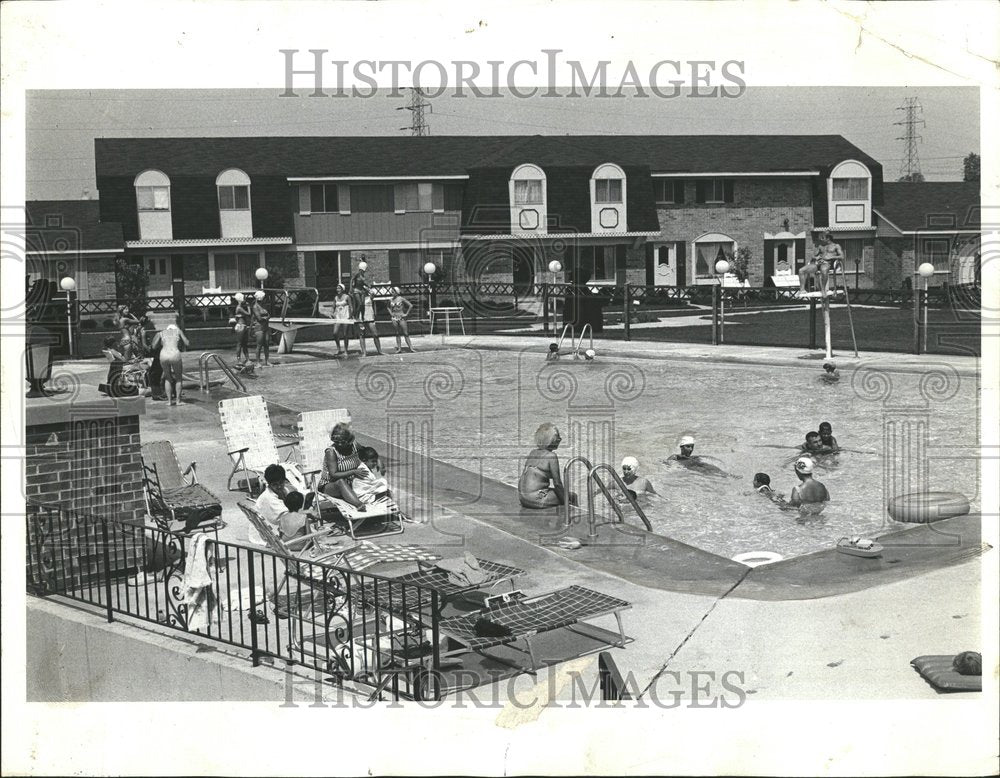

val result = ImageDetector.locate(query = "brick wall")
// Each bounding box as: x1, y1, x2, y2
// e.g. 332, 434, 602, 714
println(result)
84, 256, 118, 300
349, 249, 390, 284
26, 413, 146, 524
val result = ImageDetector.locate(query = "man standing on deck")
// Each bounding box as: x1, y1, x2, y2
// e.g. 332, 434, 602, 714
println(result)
788, 457, 829, 514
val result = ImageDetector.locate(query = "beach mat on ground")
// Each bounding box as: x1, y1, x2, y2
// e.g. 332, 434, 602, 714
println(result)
911, 655, 982, 692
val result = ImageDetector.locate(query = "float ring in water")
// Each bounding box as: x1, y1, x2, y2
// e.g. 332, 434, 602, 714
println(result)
887, 491, 971, 524
732, 551, 783, 568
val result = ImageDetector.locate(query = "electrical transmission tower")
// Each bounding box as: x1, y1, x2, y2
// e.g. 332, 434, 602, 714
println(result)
894, 97, 925, 181
397, 87, 431, 136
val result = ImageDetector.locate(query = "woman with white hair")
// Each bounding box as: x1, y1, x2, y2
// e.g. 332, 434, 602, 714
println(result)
388, 287, 414, 353
252, 290, 271, 366
518, 423, 573, 509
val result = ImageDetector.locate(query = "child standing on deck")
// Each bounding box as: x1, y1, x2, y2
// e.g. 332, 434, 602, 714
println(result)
388, 288, 415, 353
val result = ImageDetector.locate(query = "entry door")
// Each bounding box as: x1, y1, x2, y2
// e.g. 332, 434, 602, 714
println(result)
654, 244, 677, 286
512, 245, 535, 293
315, 251, 344, 291
146, 256, 173, 292
766, 241, 794, 282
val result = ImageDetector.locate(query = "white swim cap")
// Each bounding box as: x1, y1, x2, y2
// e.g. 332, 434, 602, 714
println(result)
621, 456, 639, 472
234, 292, 244, 302
254, 290, 265, 300
679, 435, 695, 447
794, 457, 814, 474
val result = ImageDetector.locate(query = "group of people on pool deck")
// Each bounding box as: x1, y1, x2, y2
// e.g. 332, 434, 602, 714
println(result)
518, 423, 833, 513
249, 423, 397, 544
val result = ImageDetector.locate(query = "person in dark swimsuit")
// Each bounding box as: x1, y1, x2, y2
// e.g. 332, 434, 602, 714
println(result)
518, 423, 574, 509
252, 291, 271, 366
233, 292, 251, 364
319, 423, 365, 507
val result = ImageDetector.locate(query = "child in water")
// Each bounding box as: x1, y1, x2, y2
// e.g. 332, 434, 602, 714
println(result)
820, 361, 840, 384
546, 342, 560, 361
753, 473, 787, 508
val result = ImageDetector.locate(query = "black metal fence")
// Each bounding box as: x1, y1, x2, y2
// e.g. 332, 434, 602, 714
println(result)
44, 279, 982, 358
25, 501, 445, 702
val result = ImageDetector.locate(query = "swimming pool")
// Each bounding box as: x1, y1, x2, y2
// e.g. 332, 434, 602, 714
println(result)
254, 346, 980, 561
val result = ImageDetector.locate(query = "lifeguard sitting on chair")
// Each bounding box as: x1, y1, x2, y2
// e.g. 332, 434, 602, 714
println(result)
798, 231, 844, 297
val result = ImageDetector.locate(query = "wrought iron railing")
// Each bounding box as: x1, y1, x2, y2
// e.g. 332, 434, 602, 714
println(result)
25, 501, 445, 702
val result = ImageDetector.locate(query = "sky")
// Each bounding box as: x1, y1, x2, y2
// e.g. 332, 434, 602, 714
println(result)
26, 86, 979, 200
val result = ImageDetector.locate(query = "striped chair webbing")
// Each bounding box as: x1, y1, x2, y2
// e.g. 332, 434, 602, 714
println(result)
219, 395, 281, 472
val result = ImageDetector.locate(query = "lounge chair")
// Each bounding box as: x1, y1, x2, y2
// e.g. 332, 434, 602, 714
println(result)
141, 440, 226, 534
296, 408, 403, 539
219, 395, 303, 495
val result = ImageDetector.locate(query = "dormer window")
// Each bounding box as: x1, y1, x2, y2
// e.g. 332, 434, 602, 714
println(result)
509, 164, 547, 233
134, 170, 172, 240
590, 163, 627, 232
216, 169, 253, 238
828, 160, 872, 227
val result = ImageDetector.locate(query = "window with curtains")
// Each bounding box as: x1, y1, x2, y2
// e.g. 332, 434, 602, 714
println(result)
594, 178, 623, 204
394, 182, 435, 212
514, 179, 543, 205
923, 238, 951, 271
654, 179, 685, 204
832, 178, 868, 201
213, 253, 260, 289
310, 184, 339, 213
137, 186, 170, 211
218, 185, 250, 210
694, 240, 734, 278
397, 250, 424, 284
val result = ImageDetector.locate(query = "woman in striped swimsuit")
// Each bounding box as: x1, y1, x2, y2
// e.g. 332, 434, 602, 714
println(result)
319, 422, 365, 507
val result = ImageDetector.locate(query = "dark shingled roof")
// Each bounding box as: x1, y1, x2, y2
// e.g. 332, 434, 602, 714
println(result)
877, 182, 981, 232
94, 134, 880, 178
25, 200, 124, 252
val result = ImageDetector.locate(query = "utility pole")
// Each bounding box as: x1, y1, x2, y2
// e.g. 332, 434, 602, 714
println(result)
397, 87, 431, 136
894, 97, 925, 182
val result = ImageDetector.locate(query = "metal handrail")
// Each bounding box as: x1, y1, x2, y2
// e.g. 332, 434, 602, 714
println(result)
557, 323, 575, 355
577, 323, 594, 357
276, 286, 320, 323
561, 455, 594, 528
198, 352, 246, 394
586, 463, 652, 540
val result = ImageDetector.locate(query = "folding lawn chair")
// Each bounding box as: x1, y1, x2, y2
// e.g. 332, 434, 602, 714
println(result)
296, 408, 404, 540
219, 395, 303, 495
141, 440, 226, 535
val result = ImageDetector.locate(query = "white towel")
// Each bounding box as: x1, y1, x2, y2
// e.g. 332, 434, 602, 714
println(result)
182, 534, 217, 631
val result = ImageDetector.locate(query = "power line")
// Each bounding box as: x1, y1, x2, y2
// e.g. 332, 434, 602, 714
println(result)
894, 97, 925, 181
396, 88, 431, 136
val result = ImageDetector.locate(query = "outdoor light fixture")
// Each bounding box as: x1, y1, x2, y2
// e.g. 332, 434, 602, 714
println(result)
423, 261, 437, 277
25, 324, 55, 398
60, 276, 76, 357
715, 260, 730, 344
255, 267, 269, 289
918, 262, 935, 353
548, 260, 562, 273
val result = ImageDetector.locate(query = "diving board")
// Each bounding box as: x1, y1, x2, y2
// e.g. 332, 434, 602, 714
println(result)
270, 316, 347, 353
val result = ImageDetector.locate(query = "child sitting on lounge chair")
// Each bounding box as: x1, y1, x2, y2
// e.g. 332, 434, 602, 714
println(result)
277, 491, 309, 541
353, 446, 392, 507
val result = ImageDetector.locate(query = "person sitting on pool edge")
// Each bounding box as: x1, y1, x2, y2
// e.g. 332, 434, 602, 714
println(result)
753, 472, 787, 507
788, 457, 829, 514
518, 423, 576, 509
665, 435, 737, 478
618, 456, 656, 501
818, 421, 839, 453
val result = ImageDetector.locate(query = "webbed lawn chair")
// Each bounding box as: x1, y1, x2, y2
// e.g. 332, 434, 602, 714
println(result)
141, 440, 226, 534
219, 395, 303, 495
296, 408, 403, 540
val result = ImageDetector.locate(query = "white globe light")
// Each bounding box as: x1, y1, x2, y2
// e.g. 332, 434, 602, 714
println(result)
423, 262, 437, 276
918, 262, 935, 278
59, 276, 77, 292
715, 260, 730, 275
357, 261, 368, 271
255, 267, 269, 281
548, 260, 562, 273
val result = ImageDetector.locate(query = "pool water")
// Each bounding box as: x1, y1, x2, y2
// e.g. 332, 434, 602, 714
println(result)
256, 347, 980, 561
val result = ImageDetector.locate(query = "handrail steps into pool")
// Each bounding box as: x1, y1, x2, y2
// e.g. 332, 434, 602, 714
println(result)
198, 351, 246, 394
561, 456, 652, 539
556, 323, 594, 358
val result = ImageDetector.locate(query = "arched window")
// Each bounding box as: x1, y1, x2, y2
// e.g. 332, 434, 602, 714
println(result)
509, 164, 547, 232
134, 170, 172, 240
829, 160, 872, 228
134, 170, 171, 212
216, 168, 253, 238
216, 168, 251, 211
590, 163, 627, 232
692, 232, 737, 282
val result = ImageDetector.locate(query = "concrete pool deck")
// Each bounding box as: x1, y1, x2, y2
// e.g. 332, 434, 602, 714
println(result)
42, 336, 990, 701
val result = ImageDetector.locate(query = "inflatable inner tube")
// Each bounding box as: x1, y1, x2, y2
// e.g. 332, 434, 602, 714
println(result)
732, 551, 783, 568
888, 491, 970, 524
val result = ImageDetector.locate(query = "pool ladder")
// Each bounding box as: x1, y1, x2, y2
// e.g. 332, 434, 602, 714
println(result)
556, 323, 594, 359
563, 456, 652, 541
198, 352, 246, 394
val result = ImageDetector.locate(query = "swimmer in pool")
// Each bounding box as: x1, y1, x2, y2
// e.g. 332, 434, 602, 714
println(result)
618, 456, 656, 501
799, 431, 823, 455
788, 457, 829, 514
820, 361, 840, 384
818, 421, 840, 453
518, 423, 575, 509
546, 342, 560, 361
752, 472, 788, 508
664, 435, 738, 478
